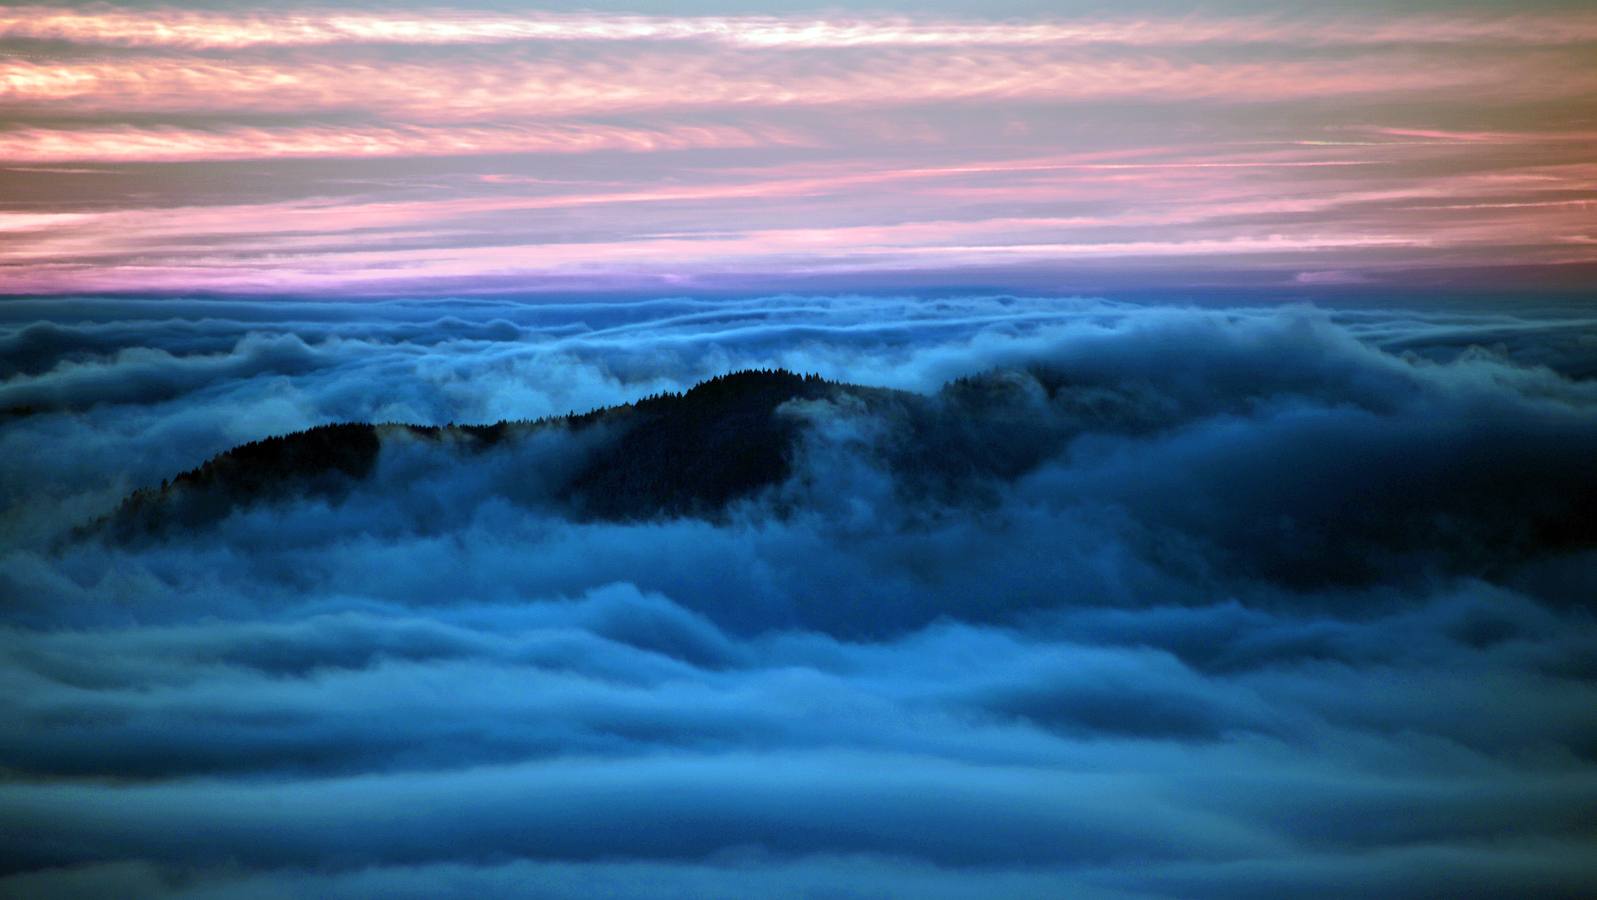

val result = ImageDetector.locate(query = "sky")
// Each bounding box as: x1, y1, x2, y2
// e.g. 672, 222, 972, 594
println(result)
3, 3, 1597, 898
2, 0, 1596, 296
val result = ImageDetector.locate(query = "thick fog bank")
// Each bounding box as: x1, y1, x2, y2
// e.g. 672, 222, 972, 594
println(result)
2, 295, 1595, 897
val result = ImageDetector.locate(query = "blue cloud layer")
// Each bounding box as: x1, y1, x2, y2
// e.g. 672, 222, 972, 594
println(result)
2, 294, 1596, 897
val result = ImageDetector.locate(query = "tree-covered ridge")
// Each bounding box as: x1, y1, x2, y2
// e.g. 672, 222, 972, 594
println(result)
567, 369, 841, 519
99, 365, 1133, 543
95, 366, 1190, 539
101, 369, 853, 537
86, 364, 1597, 594
105, 423, 382, 541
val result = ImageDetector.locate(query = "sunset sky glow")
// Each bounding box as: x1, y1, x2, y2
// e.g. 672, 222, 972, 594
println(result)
3, 0, 1595, 297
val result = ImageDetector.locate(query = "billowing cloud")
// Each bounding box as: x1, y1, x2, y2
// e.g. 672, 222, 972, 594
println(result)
2, 296, 1596, 896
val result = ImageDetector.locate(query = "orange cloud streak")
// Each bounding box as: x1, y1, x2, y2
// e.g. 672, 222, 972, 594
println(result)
0, 123, 801, 163
6, 52, 1583, 121
3, 8, 1595, 50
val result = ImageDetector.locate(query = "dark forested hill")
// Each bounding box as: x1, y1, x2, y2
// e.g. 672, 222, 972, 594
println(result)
97, 367, 1103, 539
89, 365, 1597, 594
100, 370, 878, 536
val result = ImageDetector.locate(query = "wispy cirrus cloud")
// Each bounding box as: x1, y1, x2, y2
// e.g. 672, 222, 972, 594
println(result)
0, 122, 801, 164
1, 1, 1594, 295
5, 7, 1597, 50
7, 51, 1589, 119
5, 144, 1592, 296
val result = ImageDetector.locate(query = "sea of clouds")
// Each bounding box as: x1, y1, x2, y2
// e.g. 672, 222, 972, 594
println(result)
2, 293, 1596, 897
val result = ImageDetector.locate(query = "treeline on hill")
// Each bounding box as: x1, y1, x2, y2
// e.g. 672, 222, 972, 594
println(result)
96, 365, 1113, 541
103, 423, 382, 541
100, 369, 852, 537
80, 366, 1597, 593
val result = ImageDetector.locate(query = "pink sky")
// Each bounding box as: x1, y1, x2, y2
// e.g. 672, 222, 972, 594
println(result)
2, 2, 1594, 296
